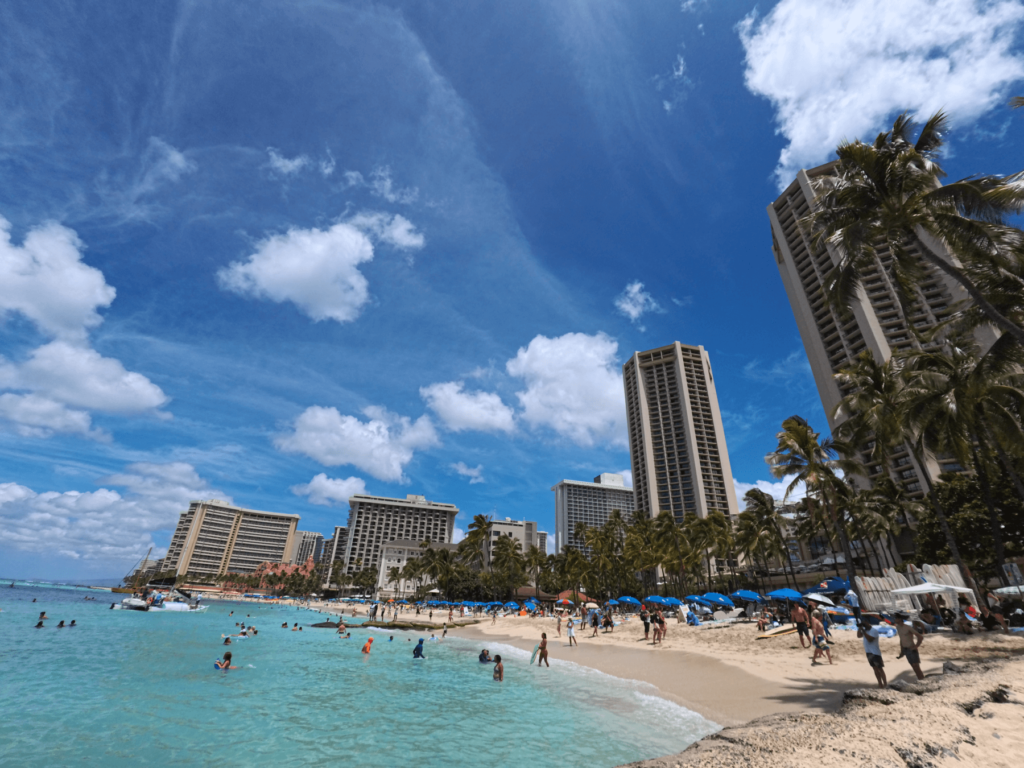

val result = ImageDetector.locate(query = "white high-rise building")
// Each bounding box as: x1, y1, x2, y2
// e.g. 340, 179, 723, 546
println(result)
486, 517, 539, 562
552, 473, 635, 555
623, 343, 740, 523
342, 494, 458, 577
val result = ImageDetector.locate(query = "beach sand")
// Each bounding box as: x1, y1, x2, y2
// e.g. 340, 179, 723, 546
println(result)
456, 614, 1024, 729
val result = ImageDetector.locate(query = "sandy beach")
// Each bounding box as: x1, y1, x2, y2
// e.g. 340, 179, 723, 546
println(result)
455, 614, 1024, 728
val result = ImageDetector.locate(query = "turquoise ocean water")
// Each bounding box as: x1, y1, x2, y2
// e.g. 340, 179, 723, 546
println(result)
0, 583, 718, 767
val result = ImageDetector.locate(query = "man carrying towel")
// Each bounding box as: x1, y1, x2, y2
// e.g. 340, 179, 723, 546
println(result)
894, 611, 924, 680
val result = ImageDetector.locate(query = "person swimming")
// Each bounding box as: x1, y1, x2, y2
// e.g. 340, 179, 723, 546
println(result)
35, 620, 44, 628
479, 649, 491, 663
215, 651, 237, 670
39, 611, 49, 620
69, 620, 76, 627
57, 620, 65, 628
413, 639, 426, 658
362, 637, 374, 654
223, 637, 232, 645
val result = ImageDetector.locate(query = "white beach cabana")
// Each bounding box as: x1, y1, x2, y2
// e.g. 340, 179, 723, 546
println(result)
891, 582, 973, 596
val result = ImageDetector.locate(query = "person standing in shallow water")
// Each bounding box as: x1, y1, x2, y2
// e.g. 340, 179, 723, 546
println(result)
537, 633, 549, 667
492, 655, 503, 682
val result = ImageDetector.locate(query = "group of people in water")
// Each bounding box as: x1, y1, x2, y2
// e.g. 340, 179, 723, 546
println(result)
33, 611, 76, 629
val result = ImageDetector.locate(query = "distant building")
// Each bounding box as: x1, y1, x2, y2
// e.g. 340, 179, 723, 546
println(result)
375, 540, 458, 598
552, 473, 635, 555
623, 343, 740, 523
536, 530, 548, 554
342, 494, 458, 578
293, 531, 324, 565
486, 517, 539, 563
320, 525, 348, 586
162, 500, 300, 577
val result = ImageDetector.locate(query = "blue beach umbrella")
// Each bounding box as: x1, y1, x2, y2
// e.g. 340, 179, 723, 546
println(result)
685, 595, 713, 607
644, 595, 668, 605
661, 597, 682, 607
806, 577, 850, 594
606, 599, 619, 606
703, 593, 735, 608
504, 601, 519, 609
617, 596, 641, 605
767, 588, 804, 601
731, 589, 766, 603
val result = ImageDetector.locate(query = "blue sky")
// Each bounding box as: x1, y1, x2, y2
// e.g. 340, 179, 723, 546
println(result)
2, 0, 1022, 579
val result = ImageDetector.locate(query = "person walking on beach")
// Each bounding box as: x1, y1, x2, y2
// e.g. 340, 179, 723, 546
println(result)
493, 655, 503, 682
858, 622, 886, 688
810, 610, 832, 665
845, 588, 861, 622
537, 632, 550, 667
567, 617, 577, 647
590, 610, 599, 637
656, 608, 667, 640
640, 606, 650, 640
791, 603, 810, 648
893, 611, 925, 680
556, 613, 562, 637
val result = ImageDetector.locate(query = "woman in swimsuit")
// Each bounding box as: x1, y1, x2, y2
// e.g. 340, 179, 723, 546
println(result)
215, 652, 237, 670
493, 654, 503, 682
538, 633, 549, 667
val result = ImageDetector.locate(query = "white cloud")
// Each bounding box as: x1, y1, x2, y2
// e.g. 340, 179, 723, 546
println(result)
135, 137, 197, 196
420, 381, 515, 434
275, 405, 439, 483
743, 350, 812, 384
266, 148, 310, 175
734, 478, 808, 505
217, 222, 375, 323
369, 166, 418, 204
291, 473, 366, 506
0, 216, 115, 340
618, 469, 633, 488
0, 394, 104, 440
506, 332, 627, 447
0, 462, 226, 562
343, 170, 365, 187
451, 461, 485, 484
348, 211, 425, 250
615, 280, 661, 328
320, 149, 336, 178
739, 0, 1024, 188
0, 341, 169, 415
452, 524, 466, 544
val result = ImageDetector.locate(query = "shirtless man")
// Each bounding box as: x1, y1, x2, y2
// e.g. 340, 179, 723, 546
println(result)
537, 632, 550, 667
791, 603, 810, 649
893, 611, 925, 680
810, 610, 832, 665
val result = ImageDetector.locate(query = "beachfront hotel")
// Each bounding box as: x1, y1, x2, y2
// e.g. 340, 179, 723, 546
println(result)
162, 500, 300, 577
767, 163, 991, 515
536, 530, 548, 553
487, 517, 540, 563
552, 473, 636, 555
340, 494, 458, 577
622, 344, 740, 523
293, 530, 324, 565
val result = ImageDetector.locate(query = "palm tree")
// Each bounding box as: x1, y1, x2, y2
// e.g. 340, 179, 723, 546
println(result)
684, 511, 733, 591
802, 111, 1024, 346
623, 512, 659, 595
742, 488, 798, 589
905, 332, 1024, 584
386, 566, 401, 599
463, 514, 494, 571
766, 416, 864, 599
833, 351, 975, 593
491, 536, 525, 600
525, 544, 547, 603
1012, 97, 1024, 109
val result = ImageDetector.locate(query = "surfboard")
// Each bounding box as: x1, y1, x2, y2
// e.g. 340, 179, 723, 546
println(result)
530, 644, 540, 663
757, 625, 798, 639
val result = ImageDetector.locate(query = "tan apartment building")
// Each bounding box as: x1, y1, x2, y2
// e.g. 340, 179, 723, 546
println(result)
162, 500, 300, 577
623, 343, 740, 523
767, 163, 992, 505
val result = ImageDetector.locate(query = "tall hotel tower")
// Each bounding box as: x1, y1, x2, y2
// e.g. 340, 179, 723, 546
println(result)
623, 343, 740, 522
768, 162, 989, 496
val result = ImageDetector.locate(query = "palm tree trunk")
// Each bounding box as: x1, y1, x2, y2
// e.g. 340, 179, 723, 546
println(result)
909, 444, 984, 605
916, 237, 1024, 346
772, 520, 798, 590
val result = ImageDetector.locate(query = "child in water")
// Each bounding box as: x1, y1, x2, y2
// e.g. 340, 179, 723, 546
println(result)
362, 637, 374, 654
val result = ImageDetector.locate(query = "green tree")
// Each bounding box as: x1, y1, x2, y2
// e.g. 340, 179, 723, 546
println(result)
525, 544, 548, 603
491, 535, 525, 600
742, 488, 798, 588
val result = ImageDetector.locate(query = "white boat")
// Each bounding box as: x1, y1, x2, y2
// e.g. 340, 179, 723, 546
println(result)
114, 589, 208, 613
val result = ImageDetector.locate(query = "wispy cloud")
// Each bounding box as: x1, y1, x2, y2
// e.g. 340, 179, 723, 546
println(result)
266, 148, 310, 175
451, 461, 485, 484
614, 281, 662, 329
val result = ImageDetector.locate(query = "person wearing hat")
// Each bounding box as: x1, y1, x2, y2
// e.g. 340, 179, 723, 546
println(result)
894, 611, 924, 680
